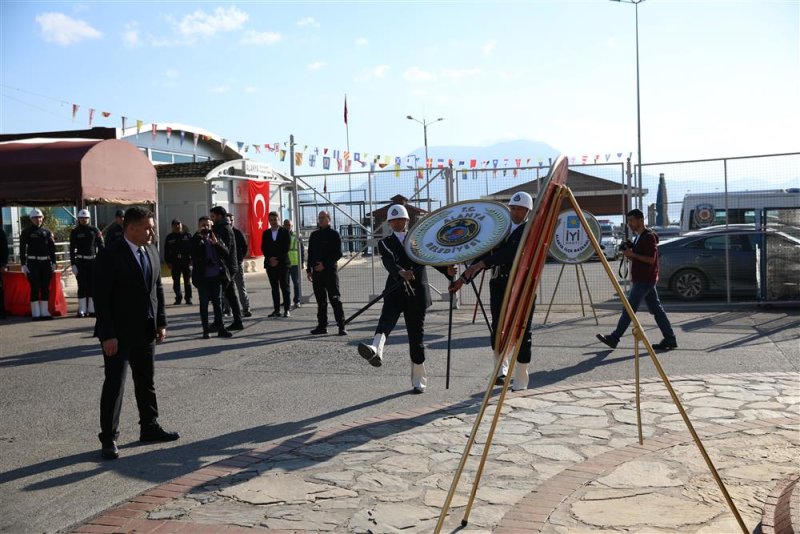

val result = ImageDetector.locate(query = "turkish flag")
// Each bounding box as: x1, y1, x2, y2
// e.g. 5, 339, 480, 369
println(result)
248, 179, 269, 258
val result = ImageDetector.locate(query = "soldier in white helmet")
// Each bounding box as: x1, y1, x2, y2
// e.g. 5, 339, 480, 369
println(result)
20, 208, 57, 321
69, 209, 105, 317
450, 191, 535, 391
358, 203, 456, 394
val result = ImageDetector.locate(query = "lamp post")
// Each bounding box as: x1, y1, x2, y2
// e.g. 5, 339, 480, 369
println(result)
407, 115, 444, 213
611, 0, 645, 211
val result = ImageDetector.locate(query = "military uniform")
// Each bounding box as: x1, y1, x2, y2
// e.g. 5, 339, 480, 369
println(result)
20, 223, 56, 320
69, 222, 104, 317
164, 230, 193, 305
103, 221, 125, 245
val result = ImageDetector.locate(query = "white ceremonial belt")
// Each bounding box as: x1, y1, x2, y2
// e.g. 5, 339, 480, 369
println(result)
28, 256, 51, 260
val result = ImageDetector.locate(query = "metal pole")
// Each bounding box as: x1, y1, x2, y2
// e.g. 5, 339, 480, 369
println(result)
424, 122, 431, 213
290, 135, 299, 233
368, 166, 375, 295
635, 0, 643, 211
724, 158, 731, 303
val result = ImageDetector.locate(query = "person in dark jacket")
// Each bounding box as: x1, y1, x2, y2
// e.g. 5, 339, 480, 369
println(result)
20, 208, 56, 321
223, 213, 251, 317
357, 204, 455, 394
103, 209, 125, 245
261, 211, 291, 317
164, 219, 193, 306
0, 226, 8, 319
69, 209, 105, 318
450, 192, 534, 391
209, 206, 243, 331
306, 211, 346, 335
93, 206, 178, 460
190, 217, 232, 339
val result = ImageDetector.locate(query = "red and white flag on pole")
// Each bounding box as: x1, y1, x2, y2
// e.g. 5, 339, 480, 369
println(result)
248, 179, 270, 258
88, 108, 95, 127
72, 104, 80, 122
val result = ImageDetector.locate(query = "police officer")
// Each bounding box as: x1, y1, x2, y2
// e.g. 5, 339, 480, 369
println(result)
164, 219, 193, 305
20, 208, 56, 321
69, 209, 104, 317
450, 191, 534, 391
306, 211, 345, 335
104, 209, 125, 245
358, 204, 455, 393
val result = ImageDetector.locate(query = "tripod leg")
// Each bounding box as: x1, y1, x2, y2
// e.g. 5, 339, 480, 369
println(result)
634, 328, 643, 445
471, 270, 485, 324
543, 263, 566, 325
579, 262, 599, 325
576, 264, 586, 317
446, 289, 454, 390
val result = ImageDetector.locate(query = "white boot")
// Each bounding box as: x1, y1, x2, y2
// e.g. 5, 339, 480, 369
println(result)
30, 301, 41, 320
494, 353, 510, 385
512, 362, 529, 392
358, 333, 386, 367
87, 297, 95, 315
39, 301, 53, 320
78, 298, 87, 317
411, 362, 427, 393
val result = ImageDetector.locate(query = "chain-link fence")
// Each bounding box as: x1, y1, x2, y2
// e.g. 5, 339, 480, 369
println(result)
294, 153, 799, 306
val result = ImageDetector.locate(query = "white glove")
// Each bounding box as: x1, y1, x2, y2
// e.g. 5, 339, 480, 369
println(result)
71, 264, 79, 275
22, 265, 30, 275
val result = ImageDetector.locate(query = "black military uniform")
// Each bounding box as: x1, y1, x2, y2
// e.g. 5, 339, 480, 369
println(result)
359, 231, 451, 388
20, 223, 56, 320
69, 222, 104, 317
164, 227, 193, 305
103, 210, 125, 246
306, 225, 345, 334
0, 227, 8, 319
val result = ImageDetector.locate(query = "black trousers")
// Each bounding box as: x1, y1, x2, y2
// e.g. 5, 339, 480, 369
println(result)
27, 260, 52, 301
170, 262, 192, 302
222, 278, 242, 321
376, 293, 426, 364
76, 258, 94, 299
197, 277, 223, 330
289, 265, 302, 305
99, 336, 158, 444
489, 277, 533, 364
266, 265, 290, 313
312, 269, 344, 328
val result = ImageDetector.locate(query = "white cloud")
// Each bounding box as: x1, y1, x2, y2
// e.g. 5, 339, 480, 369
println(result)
482, 40, 496, 57
177, 6, 248, 37
356, 64, 389, 81
297, 17, 319, 28
241, 30, 282, 45
355, 37, 368, 46
404, 66, 433, 82
244, 86, 258, 94
441, 68, 481, 80
165, 69, 180, 79
35, 12, 102, 45
308, 61, 326, 70
121, 21, 139, 48
209, 85, 230, 94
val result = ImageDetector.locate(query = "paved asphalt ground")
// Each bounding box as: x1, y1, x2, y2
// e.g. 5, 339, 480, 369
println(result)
0, 271, 797, 533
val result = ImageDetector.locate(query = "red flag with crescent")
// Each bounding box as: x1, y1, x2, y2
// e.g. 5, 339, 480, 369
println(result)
248, 179, 269, 257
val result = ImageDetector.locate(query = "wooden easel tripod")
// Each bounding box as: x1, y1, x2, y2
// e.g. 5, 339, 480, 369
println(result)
434, 185, 747, 534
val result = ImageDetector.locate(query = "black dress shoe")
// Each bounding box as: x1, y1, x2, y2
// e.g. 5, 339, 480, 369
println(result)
101, 442, 119, 460
173, 299, 182, 306
596, 334, 619, 349
227, 321, 244, 331
283, 311, 291, 318
140, 425, 180, 442
412, 387, 425, 394
242, 310, 252, 318
268, 311, 282, 318
217, 329, 233, 338
185, 300, 193, 306
310, 326, 328, 335
202, 331, 210, 339
652, 338, 678, 351
495, 374, 507, 386
338, 326, 348, 336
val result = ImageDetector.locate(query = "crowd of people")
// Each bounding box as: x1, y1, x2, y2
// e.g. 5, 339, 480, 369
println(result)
1, 195, 678, 459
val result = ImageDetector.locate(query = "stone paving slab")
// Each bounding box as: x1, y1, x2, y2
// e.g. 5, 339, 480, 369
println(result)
72, 372, 800, 533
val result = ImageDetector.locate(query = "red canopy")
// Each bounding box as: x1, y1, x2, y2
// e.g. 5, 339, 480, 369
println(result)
0, 139, 156, 206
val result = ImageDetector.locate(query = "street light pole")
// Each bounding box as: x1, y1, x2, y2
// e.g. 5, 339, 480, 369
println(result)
407, 115, 444, 213
611, 0, 645, 210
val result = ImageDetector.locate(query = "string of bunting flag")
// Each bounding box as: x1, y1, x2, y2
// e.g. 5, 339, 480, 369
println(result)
8, 85, 632, 174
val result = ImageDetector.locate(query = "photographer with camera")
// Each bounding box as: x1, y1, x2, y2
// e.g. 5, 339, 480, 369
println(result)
596, 209, 677, 351
190, 217, 233, 339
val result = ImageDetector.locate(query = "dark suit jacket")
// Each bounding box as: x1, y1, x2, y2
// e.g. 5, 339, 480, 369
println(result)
189, 232, 231, 288
260, 226, 290, 269
379, 233, 450, 310
93, 239, 167, 344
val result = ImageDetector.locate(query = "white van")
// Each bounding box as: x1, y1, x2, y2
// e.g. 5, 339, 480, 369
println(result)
679, 189, 800, 233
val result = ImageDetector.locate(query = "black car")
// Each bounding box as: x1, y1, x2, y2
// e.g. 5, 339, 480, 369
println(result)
656, 225, 800, 300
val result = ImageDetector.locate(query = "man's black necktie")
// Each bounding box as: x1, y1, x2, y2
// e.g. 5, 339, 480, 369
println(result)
138, 247, 150, 283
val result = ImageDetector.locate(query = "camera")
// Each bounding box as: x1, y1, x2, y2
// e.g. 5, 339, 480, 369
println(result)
200, 229, 211, 236
619, 240, 634, 251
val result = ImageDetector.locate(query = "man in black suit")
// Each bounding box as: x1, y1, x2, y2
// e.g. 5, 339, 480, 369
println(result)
93, 206, 179, 460
261, 211, 291, 318
450, 192, 534, 391
209, 206, 244, 331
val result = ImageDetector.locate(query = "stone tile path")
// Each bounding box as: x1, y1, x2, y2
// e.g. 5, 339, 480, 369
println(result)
73, 372, 799, 533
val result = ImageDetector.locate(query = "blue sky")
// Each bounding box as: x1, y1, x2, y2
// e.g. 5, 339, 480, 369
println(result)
1, 0, 798, 172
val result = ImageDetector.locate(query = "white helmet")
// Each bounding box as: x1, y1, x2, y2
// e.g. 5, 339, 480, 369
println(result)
77, 209, 91, 218
387, 204, 409, 221
29, 208, 44, 218
509, 191, 533, 211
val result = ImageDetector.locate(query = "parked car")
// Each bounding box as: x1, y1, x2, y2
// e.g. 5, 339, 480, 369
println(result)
657, 226, 800, 300
598, 234, 619, 260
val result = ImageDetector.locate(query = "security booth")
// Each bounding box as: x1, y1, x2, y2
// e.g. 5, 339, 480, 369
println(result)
0, 138, 157, 316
